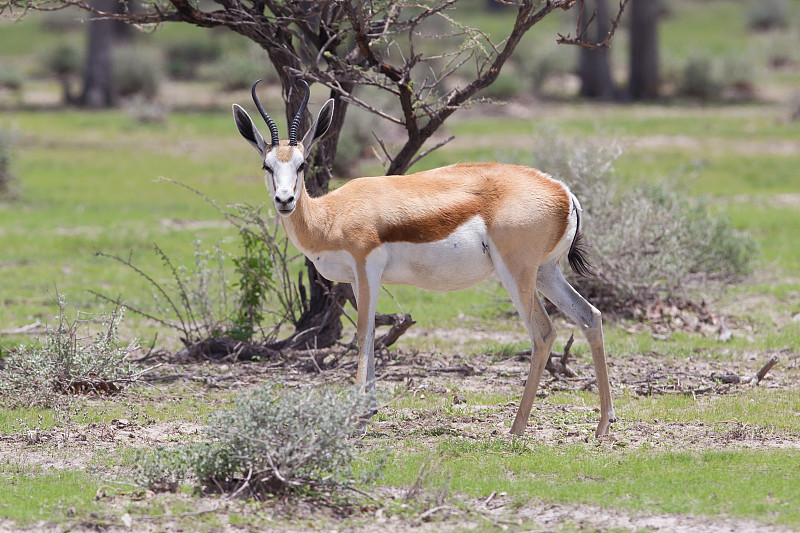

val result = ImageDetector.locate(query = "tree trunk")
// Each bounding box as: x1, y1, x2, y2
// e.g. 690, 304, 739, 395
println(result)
80, 0, 117, 108
578, 0, 617, 100
628, 0, 660, 100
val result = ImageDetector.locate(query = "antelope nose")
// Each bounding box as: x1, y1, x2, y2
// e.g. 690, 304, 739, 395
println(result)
276, 194, 295, 205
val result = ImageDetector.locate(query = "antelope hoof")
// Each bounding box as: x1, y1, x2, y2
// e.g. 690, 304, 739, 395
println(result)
509, 420, 527, 437
595, 415, 616, 437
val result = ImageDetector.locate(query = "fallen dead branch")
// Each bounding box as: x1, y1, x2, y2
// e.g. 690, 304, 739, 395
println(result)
711, 355, 780, 386
545, 333, 578, 378
1, 319, 46, 335
175, 337, 281, 362
515, 334, 578, 379
375, 313, 416, 351
635, 355, 780, 396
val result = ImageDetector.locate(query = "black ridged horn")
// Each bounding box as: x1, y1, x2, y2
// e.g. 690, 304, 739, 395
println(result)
251, 79, 280, 147
288, 79, 310, 147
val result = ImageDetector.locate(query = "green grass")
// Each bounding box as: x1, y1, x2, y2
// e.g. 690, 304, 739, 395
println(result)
0, 385, 235, 436
0, 465, 101, 524
0, 406, 60, 433
381, 443, 800, 526
618, 388, 800, 433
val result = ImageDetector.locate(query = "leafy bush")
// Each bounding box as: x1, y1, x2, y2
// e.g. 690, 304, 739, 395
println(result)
512, 39, 575, 95
113, 46, 164, 100
480, 69, 523, 100
0, 123, 17, 196
747, 0, 790, 32
96, 241, 233, 346
123, 95, 169, 124
678, 53, 723, 100
229, 230, 275, 342
212, 44, 278, 91
334, 104, 383, 176
44, 43, 82, 77
0, 63, 24, 91
95, 202, 293, 348
530, 133, 756, 314
764, 31, 800, 68
165, 37, 223, 80
791, 93, 800, 122
677, 52, 758, 101
0, 296, 140, 408
136, 383, 378, 496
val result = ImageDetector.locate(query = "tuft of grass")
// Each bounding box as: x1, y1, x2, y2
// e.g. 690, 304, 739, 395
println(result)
0, 295, 139, 409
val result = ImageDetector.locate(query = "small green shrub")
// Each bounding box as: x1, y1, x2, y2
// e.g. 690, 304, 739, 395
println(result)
0, 296, 139, 408
480, 70, 523, 100
95, 209, 290, 347
228, 230, 275, 342
44, 43, 82, 77
0, 124, 17, 196
764, 31, 800, 68
136, 383, 379, 496
123, 95, 169, 124
679, 53, 723, 100
790, 93, 800, 122
0, 63, 24, 91
213, 44, 277, 91
165, 37, 223, 80
512, 40, 575, 95
95, 241, 233, 345
720, 54, 758, 100
677, 52, 758, 101
747, 0, 790, 32
113, 46, 164, 100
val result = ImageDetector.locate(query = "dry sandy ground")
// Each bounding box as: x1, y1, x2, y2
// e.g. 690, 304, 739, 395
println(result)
2, 333, 799, 532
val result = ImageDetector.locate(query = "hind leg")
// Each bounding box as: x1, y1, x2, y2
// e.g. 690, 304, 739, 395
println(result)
537, 261, 616, 436
491, 254, 558, 436
509, 292, 557, 436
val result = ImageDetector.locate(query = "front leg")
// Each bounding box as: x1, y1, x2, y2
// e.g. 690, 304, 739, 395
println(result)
353, 254, 385, 412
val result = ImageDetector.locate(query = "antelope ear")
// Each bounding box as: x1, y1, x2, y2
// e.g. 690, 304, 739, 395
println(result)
233, 104, 268, 158
301, 99, 334, 156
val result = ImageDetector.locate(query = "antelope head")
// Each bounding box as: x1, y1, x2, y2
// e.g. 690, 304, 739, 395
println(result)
232, 79, 334, 216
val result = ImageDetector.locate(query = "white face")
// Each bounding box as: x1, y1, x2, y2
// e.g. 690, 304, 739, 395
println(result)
263, 145, 306, 216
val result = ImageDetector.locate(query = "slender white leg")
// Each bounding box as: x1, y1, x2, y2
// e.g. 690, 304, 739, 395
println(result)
510, 292, 556, 436
537, 261, 616, 436
354, 254, 385, 413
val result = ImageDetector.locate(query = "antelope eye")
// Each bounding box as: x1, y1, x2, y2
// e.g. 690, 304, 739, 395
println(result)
297, 161, 307, 173
262, 163, 272, 173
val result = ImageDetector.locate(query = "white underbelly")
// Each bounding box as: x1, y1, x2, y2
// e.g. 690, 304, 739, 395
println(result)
307, 217, 495, 291
311, 250, 357, 283
381, 216, 495, 291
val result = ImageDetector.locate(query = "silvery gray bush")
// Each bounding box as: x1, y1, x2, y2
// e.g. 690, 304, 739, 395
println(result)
137, 382, 379, 496
0, 296, 138, 408
531, 133, 756, 313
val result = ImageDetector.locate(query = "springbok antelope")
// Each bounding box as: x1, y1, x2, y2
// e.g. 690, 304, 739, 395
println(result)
232, 80, 616, 437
